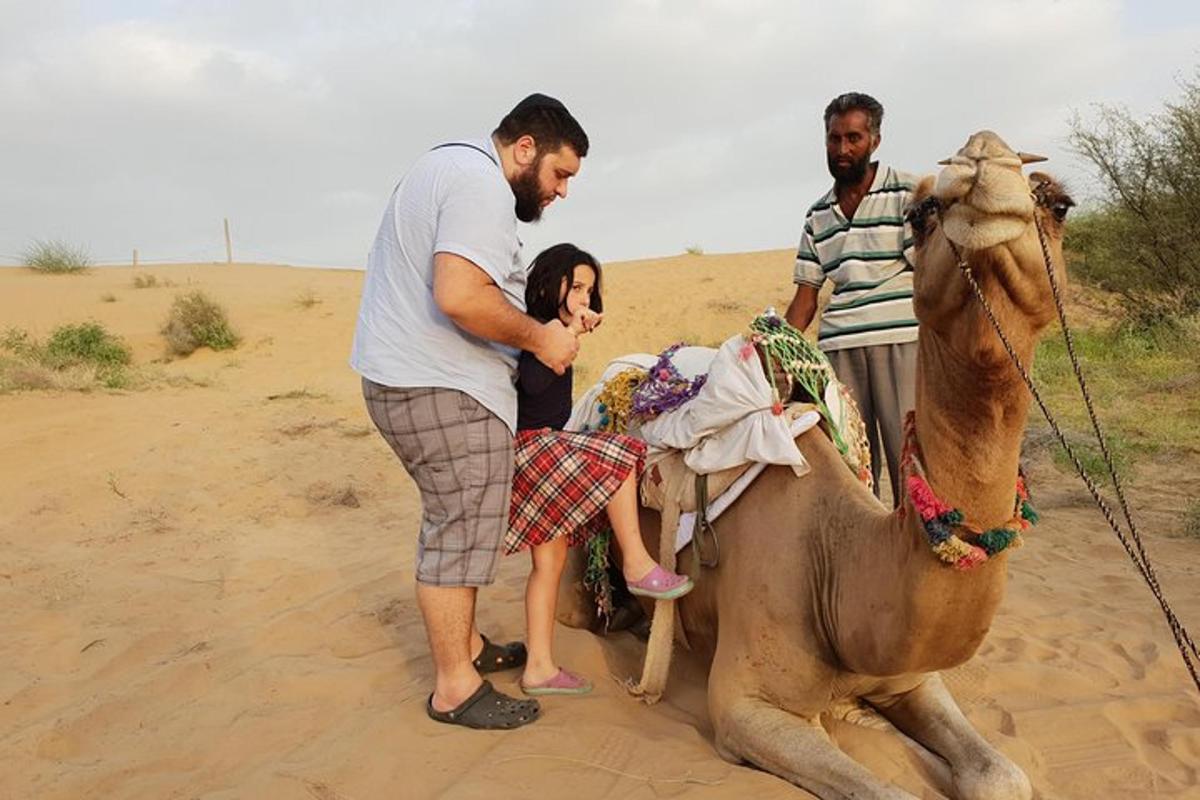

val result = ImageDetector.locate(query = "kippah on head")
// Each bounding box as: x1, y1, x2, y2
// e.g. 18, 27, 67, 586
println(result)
494, 92, 589, 158
509, 93, 568, 116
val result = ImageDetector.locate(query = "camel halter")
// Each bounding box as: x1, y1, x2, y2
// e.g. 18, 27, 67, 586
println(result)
925, 188, 1200, 696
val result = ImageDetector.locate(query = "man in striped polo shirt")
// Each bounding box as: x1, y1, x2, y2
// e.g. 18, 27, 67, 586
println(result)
785, 92, 917, 506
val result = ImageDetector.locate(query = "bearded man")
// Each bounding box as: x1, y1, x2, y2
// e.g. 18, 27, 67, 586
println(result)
350, 93, 587, 729
784, 92, 918, 507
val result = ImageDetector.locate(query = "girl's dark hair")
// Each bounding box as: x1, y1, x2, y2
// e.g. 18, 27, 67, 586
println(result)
525, 243, 603, 323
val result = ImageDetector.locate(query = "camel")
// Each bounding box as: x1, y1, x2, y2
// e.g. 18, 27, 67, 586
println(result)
560, 131, 1075, 799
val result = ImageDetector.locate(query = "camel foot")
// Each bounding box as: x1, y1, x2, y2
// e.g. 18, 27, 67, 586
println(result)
870, 673, 1031, 800
717, 696, 918, 800
950, 757, 1032, 800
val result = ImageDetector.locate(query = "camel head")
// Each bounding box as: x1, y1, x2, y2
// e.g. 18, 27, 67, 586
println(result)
907, 131, 1075, 362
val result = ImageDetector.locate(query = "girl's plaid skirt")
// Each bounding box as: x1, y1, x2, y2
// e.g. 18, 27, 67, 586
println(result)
505, 428, 646, 554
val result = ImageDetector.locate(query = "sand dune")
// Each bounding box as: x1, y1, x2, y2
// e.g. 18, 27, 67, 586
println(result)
1, 257, 1198, 799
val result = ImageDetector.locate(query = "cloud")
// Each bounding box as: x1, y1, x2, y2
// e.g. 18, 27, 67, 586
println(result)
1, 0, 1198, 267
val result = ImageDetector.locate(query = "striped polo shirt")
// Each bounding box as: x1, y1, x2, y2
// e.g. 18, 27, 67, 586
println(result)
793, 163, 919, 352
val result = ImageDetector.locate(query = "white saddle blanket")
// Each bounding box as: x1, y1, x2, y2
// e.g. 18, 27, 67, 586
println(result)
568, 335, 810, 474
675, 410, 820, 552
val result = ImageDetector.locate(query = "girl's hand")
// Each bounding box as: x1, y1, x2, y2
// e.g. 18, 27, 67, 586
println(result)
568, 308, 603, 336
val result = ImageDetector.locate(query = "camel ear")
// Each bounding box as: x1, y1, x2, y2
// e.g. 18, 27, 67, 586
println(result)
905, 175, 939, 249
1026, 171, 1057, 189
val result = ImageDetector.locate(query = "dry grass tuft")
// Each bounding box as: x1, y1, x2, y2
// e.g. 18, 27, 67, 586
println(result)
161, 291, 240, 356
294, 289, 322, 309
1184, 501, 1200, 539
23, 239, 91, 273
1, 323, 135, 391
266, 388, 328, 401
306, 482, 362, 508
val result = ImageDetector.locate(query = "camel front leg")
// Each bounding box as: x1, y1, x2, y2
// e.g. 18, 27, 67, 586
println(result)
717, 697, 918, 800
868, 673, 1031, 800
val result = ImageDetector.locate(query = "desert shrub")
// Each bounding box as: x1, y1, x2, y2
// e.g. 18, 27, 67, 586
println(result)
0, 322, 133, 391
23, 239, 91, 273
294, 289, 322, 309
1068, 67, 1200, 328
684, 244, 705, 256
161, 290, 240, 356
1049, 433, 1131, 485
44, 322, 131, 369
132, 273, 158, 289
101, 293, 117, 303
1, 327, 36, 357
1184, 500, 1200, 539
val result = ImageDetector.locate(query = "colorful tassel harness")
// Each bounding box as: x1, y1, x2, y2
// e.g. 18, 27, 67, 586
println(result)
901, 412, 1038, 570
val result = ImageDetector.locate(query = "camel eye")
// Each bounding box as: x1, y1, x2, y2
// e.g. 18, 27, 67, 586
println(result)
1051, 198, 1074, 222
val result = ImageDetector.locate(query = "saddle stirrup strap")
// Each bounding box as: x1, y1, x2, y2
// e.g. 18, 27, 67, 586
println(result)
628, 499, 681, 703
694, 473, 720, 569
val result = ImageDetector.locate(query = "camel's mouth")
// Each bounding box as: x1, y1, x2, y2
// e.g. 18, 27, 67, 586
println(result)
939, 203, 1029, 251
931, 131, 1040, 250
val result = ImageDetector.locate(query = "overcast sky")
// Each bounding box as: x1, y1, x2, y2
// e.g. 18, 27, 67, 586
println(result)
2, 0, 1199, 269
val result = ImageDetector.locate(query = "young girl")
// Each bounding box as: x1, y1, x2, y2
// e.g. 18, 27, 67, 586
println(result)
505, 243, 694, 696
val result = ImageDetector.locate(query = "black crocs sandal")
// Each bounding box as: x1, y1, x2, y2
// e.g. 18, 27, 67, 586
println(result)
472, 634, 527, 674
426, 680, 540, 730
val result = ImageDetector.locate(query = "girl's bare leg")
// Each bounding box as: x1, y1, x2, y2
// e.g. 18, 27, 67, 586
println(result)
606, 472, 660, 582
522, 535, 569, 686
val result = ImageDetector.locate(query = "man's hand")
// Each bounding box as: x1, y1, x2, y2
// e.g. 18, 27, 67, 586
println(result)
785, 284, 820, 333
533, 319, 579, 375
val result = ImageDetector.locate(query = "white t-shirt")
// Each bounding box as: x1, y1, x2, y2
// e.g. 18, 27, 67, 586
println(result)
350, 137, 526, 431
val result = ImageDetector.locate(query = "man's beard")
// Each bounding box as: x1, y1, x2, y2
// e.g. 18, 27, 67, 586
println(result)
511, 158, 547, 223
827, 152, 871, 187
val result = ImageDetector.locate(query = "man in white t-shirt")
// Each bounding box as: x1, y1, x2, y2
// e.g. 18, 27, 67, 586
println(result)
351, 94, 587, 729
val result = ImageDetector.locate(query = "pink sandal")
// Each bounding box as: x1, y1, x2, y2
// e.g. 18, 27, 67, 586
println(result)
626, 564, 694, 600
521, 667, 593, 696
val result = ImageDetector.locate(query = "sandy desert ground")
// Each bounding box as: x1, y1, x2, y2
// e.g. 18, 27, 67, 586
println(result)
1, 255, 1198, 799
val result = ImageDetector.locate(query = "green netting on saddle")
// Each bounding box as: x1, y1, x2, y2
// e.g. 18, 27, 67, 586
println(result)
748, 313, 850, 457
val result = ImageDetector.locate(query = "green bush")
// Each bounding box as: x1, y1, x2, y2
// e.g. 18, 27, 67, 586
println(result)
0, 322, 133, 391
1184, 501, 1200, 539
1068, 68, 1200, 327
1050, 434, 1131, 485
44, 322, 132, 369
1031, 318, 1200, 454
1, 327, 36, 357
161, 290, 240, 356
23, 239, 91, 274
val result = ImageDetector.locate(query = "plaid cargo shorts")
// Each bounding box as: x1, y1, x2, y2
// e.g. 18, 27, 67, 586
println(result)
363, 379, 514, 587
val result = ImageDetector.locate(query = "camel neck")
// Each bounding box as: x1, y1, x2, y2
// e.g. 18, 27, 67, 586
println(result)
912, 325, 1032, 528
820, 323, 1035, 676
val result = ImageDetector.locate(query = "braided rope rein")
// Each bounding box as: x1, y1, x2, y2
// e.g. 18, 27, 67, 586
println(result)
935, 198, 1200, 695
